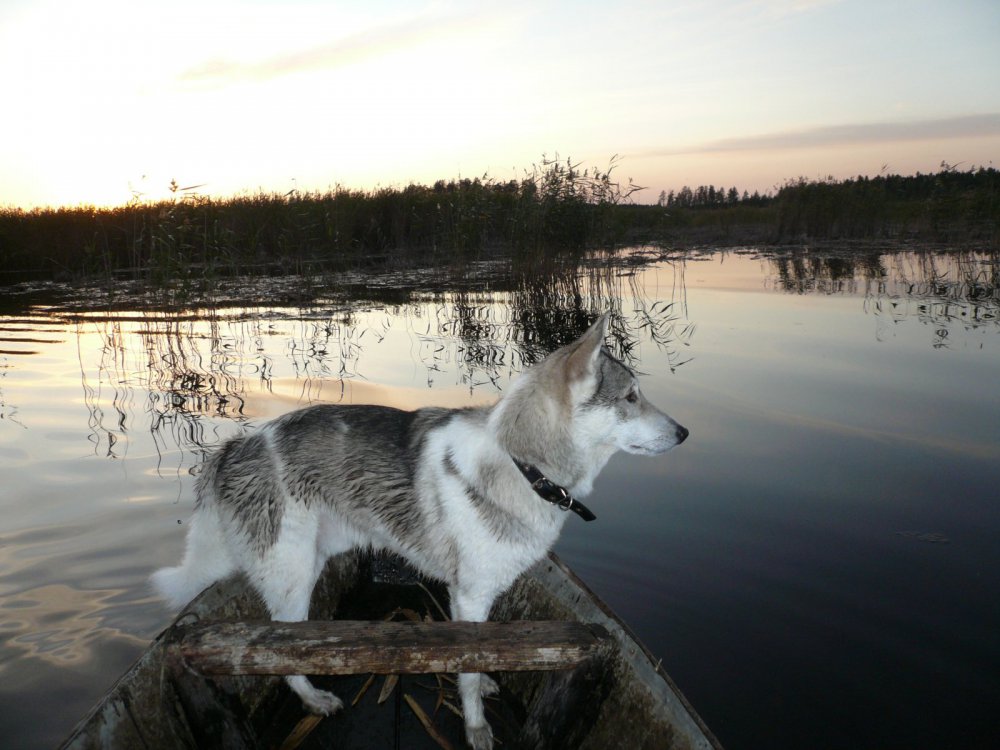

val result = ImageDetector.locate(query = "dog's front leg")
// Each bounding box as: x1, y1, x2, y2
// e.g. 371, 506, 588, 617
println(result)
450, 587, 496, 750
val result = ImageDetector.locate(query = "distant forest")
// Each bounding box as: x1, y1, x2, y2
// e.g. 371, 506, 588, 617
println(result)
0, 160, 996, 284
658, 185, 771, 208
658, 163, 995, 211
647, 163, 997, 245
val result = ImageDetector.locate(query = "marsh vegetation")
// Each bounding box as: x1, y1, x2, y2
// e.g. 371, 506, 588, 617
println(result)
1, 160, 997, 289
0, 157, 644, 284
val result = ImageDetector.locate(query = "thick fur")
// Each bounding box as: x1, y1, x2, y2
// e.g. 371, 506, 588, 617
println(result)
151, 314, 687, 750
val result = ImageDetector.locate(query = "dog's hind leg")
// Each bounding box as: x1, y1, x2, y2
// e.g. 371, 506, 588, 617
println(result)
253, 517, 346, 716
450, 586, 498, 750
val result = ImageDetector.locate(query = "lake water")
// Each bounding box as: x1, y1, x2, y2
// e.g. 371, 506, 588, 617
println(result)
1, 248, 998, 749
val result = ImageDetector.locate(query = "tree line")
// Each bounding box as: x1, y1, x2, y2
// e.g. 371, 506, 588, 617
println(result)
658, 163, 997, 213
652, 164, 997, 245
658, 185, 771, 208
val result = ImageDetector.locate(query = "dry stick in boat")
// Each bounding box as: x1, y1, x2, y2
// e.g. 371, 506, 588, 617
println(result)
351, 673, 377, 706
278, 715, 323, 750
416, 581, 452, 622
378, 674, 400, 704
404, 693, 455, 750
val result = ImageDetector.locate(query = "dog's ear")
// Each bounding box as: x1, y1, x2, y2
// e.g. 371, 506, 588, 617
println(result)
566, 313, 609, 382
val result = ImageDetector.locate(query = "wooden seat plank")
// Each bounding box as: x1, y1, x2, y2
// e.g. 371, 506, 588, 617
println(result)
172, 620, 610, 676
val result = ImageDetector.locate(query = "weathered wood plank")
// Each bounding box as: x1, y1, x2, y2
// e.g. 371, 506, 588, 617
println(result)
174, 620, 610, 676
165, 650, 259, 749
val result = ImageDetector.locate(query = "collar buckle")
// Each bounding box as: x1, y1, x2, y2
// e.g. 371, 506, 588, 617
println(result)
514, 458, 596, 522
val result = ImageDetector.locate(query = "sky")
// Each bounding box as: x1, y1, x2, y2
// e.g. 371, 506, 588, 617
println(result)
1, 0, 998, 209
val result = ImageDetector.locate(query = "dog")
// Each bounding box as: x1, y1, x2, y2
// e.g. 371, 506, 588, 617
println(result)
151, 313, 688, 750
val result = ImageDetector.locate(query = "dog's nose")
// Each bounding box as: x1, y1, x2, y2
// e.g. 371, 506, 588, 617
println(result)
675, 424, 689, 444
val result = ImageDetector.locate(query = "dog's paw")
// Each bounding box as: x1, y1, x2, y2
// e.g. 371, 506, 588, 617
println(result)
302, 689, 344, 716
465, 722, 494, 750
479, 675, 500, 697
287, 675, 344, 716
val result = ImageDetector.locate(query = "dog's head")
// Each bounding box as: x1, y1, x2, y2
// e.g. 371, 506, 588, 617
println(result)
494, 314, 687, 479
562, 314, 688, 456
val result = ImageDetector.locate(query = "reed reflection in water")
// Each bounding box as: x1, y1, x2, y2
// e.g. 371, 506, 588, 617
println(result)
0, 248, 998, 749
53, 258, 692, 462
768, 249, 999, 345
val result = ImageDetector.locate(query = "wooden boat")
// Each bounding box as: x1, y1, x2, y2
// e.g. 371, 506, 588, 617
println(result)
60, 552, 722, 750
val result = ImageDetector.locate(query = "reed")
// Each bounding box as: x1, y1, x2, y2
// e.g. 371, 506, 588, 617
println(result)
1, 162, 996, 286
0, 156, 645, 284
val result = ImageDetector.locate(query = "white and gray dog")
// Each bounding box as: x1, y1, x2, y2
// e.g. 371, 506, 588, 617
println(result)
152, 313, 688, 749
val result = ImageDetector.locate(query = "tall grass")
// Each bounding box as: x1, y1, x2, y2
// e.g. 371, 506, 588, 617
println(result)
0, 156, 645, 284
2, 161, 996, 286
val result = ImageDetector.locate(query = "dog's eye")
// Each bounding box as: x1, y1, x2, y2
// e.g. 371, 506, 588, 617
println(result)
625, 388, 638, 404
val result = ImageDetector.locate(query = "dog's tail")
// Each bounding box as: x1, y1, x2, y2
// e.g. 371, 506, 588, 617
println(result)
151, 457, 236, 609
150, 508, 236, 609
150, 564, 205, 611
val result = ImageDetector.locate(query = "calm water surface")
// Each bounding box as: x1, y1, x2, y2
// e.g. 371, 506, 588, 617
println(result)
1, 249, 998, 749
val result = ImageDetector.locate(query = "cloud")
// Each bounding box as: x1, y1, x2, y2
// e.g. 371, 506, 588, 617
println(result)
641, 114, 1000, 157
179, 9, 487, 86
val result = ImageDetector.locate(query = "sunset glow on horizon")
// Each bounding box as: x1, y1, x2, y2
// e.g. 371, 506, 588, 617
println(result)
2, 0, 998, 210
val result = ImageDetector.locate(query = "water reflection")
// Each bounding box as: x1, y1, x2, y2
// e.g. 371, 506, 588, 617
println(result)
1, 255, 694, 469
0, 357, 24, 429
766, 249, 999, 346
0, 581, 146, 668
2, 248, 997, 465
0, 515, 162, 684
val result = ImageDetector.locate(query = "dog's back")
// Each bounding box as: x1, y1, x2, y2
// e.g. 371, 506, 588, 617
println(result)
216, 405, 456, 553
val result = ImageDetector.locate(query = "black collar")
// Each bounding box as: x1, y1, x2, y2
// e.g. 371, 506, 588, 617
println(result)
512, 458, 596, 522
